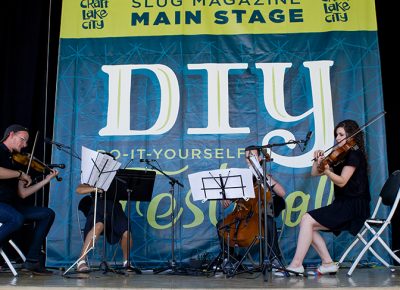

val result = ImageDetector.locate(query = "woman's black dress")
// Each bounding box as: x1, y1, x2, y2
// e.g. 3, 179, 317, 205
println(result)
308, 149, 370, 236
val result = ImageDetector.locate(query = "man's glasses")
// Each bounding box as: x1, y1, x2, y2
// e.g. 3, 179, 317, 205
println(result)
15, 135, 28, 144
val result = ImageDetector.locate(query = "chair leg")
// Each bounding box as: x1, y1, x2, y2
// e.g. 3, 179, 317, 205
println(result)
339, 228, 366, 264
8, 240, 26, 262
360, 224, 400, 266
372, 229, 400, 265
357, 232, 390, 267
347, 236, 377, 276
0, 248, 18, 276
0, 239, 27, 276
347, 223, 390, 276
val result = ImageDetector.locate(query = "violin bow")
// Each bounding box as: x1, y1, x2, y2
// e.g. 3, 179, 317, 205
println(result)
26, 131, 39, 175
347, 111, 386, 141
312, 111, 386, 161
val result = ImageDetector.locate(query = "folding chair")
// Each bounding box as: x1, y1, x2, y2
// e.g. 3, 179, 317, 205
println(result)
0, 223, 26, 276
339, 170, 400, 276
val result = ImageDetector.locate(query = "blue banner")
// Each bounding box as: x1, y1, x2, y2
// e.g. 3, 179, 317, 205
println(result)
47, 1, 388, 268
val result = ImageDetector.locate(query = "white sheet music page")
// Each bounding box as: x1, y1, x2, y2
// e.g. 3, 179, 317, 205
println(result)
247, 154, 270, 183
248, 154, 263, 180
80, 146, 121, 191
81, 146, 99, 184
94, 155, 121, 190
188, 168, 255, 202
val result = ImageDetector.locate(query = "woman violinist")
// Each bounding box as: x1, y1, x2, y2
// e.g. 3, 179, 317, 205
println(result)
217, 146, 286, 268
0, 124, 59, 275
275, 119, 370, 276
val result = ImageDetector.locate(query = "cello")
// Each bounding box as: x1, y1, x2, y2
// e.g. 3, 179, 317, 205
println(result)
218, 183, 271, 248
217, 149, 275, 248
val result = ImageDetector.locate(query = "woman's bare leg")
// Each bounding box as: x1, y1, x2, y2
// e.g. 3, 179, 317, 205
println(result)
288, 213, 329, 268
120, 231, 132, 261
80, 222, 104, 259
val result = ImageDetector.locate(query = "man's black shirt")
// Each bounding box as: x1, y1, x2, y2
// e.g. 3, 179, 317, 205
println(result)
0, 143, 19, 204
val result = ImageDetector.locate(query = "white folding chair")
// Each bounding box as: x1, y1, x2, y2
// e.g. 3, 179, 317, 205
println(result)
0, 223, 26, 276
339, 170, 400, 276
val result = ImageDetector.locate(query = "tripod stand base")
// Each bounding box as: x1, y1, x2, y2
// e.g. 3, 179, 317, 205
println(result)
153, 261, 188, 275
96, 261, 125, 275
206, 250, 254, 278
99, 261, 109, 272
126, 266, 142, 274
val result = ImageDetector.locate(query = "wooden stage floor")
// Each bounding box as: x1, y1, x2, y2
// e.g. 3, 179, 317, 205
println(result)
0, 264, 399, 290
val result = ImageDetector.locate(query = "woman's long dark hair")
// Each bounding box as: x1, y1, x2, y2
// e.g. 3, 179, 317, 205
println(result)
334, 119, 368, 166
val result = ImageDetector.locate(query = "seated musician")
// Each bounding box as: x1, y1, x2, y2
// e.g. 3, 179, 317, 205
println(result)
274, 119, 370, 276
75, 182, 135, 273
216, 146, 286, 268
0, 124, 58, 275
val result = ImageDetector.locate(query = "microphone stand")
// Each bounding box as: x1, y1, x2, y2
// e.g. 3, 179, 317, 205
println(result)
251, 134, 311, 280
259, 136, 309, 151
45, 138, 81, 161
145, 161, 185, 274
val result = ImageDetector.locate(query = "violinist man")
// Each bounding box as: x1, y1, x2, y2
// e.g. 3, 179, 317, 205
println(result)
0, 124, 59, 275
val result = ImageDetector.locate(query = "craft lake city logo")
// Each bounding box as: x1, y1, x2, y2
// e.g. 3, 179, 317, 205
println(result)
322, 0, 351, 23
81, 0, 109, 29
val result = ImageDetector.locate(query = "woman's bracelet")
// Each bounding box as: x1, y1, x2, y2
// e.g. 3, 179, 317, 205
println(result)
17, 170, 23, 179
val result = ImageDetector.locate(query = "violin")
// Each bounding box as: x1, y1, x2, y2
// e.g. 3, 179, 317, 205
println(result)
317, 138, 357, 173
12, 152, 63, 182
314, 111, 386, 173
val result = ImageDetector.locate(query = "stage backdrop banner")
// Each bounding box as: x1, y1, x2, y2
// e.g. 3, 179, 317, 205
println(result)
47, 0, 389, 268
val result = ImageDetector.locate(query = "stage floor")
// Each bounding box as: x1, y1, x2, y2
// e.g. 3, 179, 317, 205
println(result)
0, 264, 399, 290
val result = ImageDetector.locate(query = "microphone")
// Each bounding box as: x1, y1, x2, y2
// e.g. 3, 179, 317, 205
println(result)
139, 159, 156, 162
304, 131, 313, 148
47, 164, 66, 169
44, 137, 65, 148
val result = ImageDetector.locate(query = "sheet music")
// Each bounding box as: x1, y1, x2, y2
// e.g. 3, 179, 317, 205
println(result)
188, 168, 255, 202
247, 154, 269, 183
81, 146, 98, 184
81, 146, 121, 191
248, 154, 263, 180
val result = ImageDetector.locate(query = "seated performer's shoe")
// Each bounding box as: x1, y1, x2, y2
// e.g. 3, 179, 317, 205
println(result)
273, 265, 304, 277
123, 260, 142, 274
76, 260, 90, 273
317, 262, 339, 275
123, 260, 132, 271
22, 260, 53, 275
270, 258, 282, 272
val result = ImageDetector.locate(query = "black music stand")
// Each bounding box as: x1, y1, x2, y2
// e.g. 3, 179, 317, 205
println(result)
206, 173, 247, 276
188, 168, 254, 277
147, 161, 184, 275
115, 169, 156, 273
